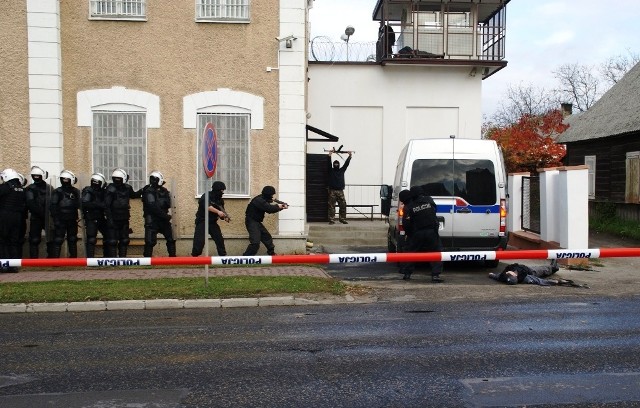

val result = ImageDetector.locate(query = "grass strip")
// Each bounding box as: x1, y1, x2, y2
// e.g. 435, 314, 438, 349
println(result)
590, 216, 640, 241
0, 276, 347, 304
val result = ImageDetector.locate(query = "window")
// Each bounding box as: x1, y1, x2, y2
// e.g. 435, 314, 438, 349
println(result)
93, 112, 147, 190
410, 159, 497, 205
196, 113, 249, 196
625, 152, 639, 203
89, 0, 146, 19
196, 0, 250, 22
585, 155, 596, 200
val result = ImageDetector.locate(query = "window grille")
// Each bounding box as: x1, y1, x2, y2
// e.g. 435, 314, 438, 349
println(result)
93, 112, 147, 191
197, 113, 249, 196
90, 0, 146, 18
196, 0, 250, 21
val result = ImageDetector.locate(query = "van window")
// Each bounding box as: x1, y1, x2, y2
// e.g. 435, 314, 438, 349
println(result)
411, 159, 497, 205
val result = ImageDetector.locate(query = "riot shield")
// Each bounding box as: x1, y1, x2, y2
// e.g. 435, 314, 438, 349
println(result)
76, 174, 90, 258
169, 178, 180, 241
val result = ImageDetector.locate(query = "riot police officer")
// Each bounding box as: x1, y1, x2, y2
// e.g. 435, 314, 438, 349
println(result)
104, 168, 142, 257
25, 166, 54, 258
400, 185, 444, 282
242, 185, 287, 256
0, 169, 27, 272
50, 170, 81, 258
191, 180, 229, 257
82, 173, 110, 258
141, 171, 176, 257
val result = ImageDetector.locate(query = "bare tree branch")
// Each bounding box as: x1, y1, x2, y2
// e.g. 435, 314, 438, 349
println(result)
600, 50, 640, 85
553, 63, 600, 112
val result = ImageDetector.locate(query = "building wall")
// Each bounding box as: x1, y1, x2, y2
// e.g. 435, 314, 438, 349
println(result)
307, 63, 482, 185
57, 1, 285, 242
0, 1, 30, 169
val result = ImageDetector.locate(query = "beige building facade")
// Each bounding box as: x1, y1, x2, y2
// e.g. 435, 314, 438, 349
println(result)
1, 0, 311, 255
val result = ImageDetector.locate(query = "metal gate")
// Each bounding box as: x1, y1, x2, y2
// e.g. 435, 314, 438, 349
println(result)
522, 176, 540, 234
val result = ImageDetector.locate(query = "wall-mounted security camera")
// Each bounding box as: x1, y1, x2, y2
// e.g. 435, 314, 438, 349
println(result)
275, 34, 297, 42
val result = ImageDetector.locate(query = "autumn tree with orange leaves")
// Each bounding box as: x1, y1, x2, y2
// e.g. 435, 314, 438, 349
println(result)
485, 109, 568, 173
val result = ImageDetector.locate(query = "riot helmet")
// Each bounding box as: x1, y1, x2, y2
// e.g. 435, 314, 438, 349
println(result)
30, 165, 48, 183
1, 168, 21, 183
90, 172, 107, 189
59, 169, 77, 186
18, 173, 27, 187
111, 168, 128, 185
149, 171, 164, 187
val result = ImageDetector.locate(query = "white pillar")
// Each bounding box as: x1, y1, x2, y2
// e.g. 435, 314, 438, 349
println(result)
27, 0, 63, 177
539, 168, 559, 243
558, 165, 589, 249
277, 0, 307, 236
507, 172, 529, 232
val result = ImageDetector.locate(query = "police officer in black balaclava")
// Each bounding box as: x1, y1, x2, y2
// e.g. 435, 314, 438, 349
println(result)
81, 173, 110, 258
25, 166, 54, 258
104, 168, 142, 257
191, 180, 229, 257
141, 171, 175, 257
50, 170, 81, 258
242, 185, 287, 256
0, 169, 27, 272
399, 185, 444, 282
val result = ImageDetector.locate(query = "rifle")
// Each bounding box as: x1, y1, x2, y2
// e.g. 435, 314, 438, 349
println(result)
274, 199, 289, 209
210, 202, 231, 222
324, 145, 356, 158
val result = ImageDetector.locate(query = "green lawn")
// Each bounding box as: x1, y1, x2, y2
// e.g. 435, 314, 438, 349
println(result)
0, 276, 347, 304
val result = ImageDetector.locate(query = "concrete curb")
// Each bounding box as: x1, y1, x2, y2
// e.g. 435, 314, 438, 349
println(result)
0, 294, 365, 314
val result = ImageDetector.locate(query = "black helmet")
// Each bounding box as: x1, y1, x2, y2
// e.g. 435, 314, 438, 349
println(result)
261, 185, 276, 196
212, 181, 226, 191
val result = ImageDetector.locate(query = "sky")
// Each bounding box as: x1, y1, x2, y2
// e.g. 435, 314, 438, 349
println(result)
309, 0, 640, 118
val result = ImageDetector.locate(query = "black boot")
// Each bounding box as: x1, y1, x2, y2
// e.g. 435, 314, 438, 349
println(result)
68, 242, 77, 258
51, 245, 62, 259
143, 244, 153, 257
167, 241, 176, 257
118, 244, 128, 258
29, 245, 39, 259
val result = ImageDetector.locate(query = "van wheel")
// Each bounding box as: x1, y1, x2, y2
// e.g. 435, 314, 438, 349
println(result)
485, 260, 500, 268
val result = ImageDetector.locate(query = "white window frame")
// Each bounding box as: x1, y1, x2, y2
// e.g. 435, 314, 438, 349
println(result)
196, 113, 250, 196
195, 0, 251, 23
585, 155, 596, 200
89, 0, 147, 21
92, 111, 147, 191
183, 89, 264, 198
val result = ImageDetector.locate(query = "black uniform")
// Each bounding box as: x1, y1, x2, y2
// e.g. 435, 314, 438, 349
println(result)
242, 187, 284, 256
141, 183, 175, 257
191, 189, 227, 257
104, 181, 142, 257
25, 178, 54, 258
0, 179, 27, 271
50, 183, 81, 258
400, 188, 443, 281
81, 183, 110, 257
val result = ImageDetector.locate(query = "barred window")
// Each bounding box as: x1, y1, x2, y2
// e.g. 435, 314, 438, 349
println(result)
93, 112, 147, 191
196, 0, 250, 22
90, 0, 146, 19
197, 113, 249, 196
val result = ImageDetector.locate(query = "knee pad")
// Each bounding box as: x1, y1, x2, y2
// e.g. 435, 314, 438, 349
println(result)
29, 236, 42, 246
53, 236, 65, 246
87, 236, 97, 246
68, 235, 78, 244
121, 238, 130, 246
105, 238, 117, 247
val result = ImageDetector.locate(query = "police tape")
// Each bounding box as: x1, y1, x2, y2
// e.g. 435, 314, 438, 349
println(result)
2, 248, 640, 268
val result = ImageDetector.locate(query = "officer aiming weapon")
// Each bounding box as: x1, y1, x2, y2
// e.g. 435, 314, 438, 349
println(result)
273, 199, 289, 209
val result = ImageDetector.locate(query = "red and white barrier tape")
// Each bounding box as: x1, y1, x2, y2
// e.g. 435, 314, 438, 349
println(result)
1, 248, 639, 268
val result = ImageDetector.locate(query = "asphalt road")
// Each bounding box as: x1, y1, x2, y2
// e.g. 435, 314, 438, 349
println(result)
2, 297, 640, 407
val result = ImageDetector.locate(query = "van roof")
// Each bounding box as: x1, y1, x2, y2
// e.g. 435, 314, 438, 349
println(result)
406, 138, 498, 155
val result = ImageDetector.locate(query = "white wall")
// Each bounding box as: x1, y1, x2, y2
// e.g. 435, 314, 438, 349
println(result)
307, 64, 482, 185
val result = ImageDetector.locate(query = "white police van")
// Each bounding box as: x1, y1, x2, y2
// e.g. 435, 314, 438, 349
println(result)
381, 138, 508, 267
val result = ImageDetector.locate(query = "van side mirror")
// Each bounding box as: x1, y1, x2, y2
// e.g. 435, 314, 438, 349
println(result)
380, 185, 393, 199
380, 185, 392, 216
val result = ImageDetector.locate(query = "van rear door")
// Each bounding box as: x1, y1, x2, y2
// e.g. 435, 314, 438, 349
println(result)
409, 158, 501, 250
